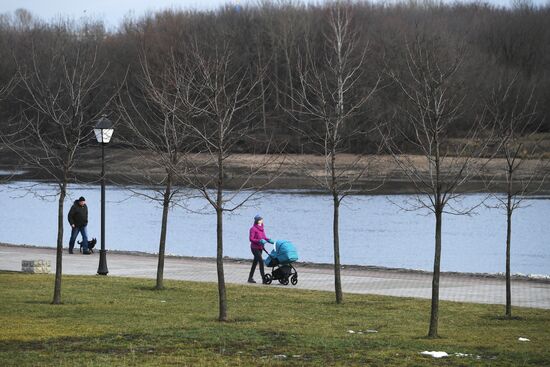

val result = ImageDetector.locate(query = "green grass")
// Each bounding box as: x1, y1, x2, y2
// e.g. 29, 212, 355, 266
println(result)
1, 272, 549, 366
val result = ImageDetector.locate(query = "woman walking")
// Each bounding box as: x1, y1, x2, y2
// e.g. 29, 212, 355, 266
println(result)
248, 214, 272, 283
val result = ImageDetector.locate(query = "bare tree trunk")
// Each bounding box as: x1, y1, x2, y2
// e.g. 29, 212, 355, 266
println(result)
155, 173, 172, 290
257, 47, 267, 134
52, 180, 67, 304
260, 80, 267, 133
506, 174, 513, 318
333, 24, 345, 305
216, 206, 227, 321
329, 134, 344, 303
428, 206, 442, 338
333, 192, 343, 304
273, 51, 280, 109
217, 151, 227, 322
284, 47, 294, 111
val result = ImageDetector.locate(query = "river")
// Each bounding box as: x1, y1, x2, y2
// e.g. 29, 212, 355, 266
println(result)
0, 181, 548, 275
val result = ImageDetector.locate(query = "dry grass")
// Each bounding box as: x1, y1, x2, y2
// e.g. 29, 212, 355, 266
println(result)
1, 272, 549, 366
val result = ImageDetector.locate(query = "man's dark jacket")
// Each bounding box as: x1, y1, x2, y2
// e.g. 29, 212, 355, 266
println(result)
68, 200, 88, 227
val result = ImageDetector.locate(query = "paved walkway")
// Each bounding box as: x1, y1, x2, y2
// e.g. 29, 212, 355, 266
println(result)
1, 244, 549, 309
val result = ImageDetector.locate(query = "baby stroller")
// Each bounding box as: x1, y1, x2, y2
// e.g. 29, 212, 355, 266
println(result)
262, 240, 299, 286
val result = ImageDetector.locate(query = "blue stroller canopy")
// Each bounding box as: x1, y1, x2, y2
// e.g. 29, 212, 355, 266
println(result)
265, 240, 299, 266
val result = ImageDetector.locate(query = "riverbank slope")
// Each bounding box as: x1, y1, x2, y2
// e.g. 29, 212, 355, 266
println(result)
1, 146, 550, 193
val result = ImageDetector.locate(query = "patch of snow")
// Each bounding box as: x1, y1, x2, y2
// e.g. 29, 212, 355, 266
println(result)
348, 329, 378, 334
454, 353, 470, 357
160, 300, 166, 303
518, 337, 530, 342
292, 355, 302, 358
273, 354, 287, 359
528, 274, 550, 280
421, 351, 448, 358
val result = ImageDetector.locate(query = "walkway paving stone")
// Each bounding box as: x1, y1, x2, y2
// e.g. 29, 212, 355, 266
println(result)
1, 244, 549, 309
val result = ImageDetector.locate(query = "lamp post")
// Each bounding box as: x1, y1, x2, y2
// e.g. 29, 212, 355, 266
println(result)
94, 115, 114, 276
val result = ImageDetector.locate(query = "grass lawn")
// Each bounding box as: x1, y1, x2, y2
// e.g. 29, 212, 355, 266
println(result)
0, 272, 549, 366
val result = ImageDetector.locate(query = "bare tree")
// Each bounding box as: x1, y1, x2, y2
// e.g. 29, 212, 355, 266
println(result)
0, 75, 18, 183
384, 34, 495, 338
289, 5, 380, 304
180, 40, 280, 321
4, 4, 550, 152
271, 1, 303, 112
0, 25, 112, 304
486, 74, 549, 318
117, 51, 194, 290
254, 31, 270, 134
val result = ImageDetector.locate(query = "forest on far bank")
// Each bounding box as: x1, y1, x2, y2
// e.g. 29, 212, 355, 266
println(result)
0, 0, 549, 154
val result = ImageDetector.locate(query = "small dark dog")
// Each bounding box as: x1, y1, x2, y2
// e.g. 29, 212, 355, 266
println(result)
78, 238, 97, 253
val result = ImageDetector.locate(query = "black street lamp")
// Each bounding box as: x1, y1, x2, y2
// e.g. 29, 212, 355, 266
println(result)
94, 115, 114, 276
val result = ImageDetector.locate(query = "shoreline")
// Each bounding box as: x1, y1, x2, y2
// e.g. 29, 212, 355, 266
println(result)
2, 150, 550, 194
3, 242, 549, 284
2, 173, 550, 197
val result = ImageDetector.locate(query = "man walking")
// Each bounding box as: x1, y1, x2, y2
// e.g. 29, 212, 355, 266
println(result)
68, 196, 90, 254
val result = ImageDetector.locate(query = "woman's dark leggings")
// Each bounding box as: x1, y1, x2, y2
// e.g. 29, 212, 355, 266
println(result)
249, 248, 265, 280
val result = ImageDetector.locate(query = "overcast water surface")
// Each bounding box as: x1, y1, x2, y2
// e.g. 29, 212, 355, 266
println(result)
0, 181, 548, 275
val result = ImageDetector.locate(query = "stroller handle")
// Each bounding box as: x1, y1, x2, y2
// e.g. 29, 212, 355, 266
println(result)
262, 246, 277, 259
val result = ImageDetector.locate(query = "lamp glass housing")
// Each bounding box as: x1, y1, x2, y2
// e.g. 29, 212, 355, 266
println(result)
94, 128, 114, 144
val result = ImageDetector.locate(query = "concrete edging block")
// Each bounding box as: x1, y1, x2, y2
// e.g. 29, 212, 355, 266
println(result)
21, 260, 51, 274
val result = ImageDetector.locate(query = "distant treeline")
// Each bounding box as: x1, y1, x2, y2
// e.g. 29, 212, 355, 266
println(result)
0, 1, 549, 153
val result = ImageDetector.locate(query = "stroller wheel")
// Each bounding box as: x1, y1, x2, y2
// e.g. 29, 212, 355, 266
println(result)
280, 277, 289, 286
291, 274, 298, 285
263, 274, 272, 285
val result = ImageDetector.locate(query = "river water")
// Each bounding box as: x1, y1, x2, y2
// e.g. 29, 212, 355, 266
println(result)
0, 181, 548, 275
